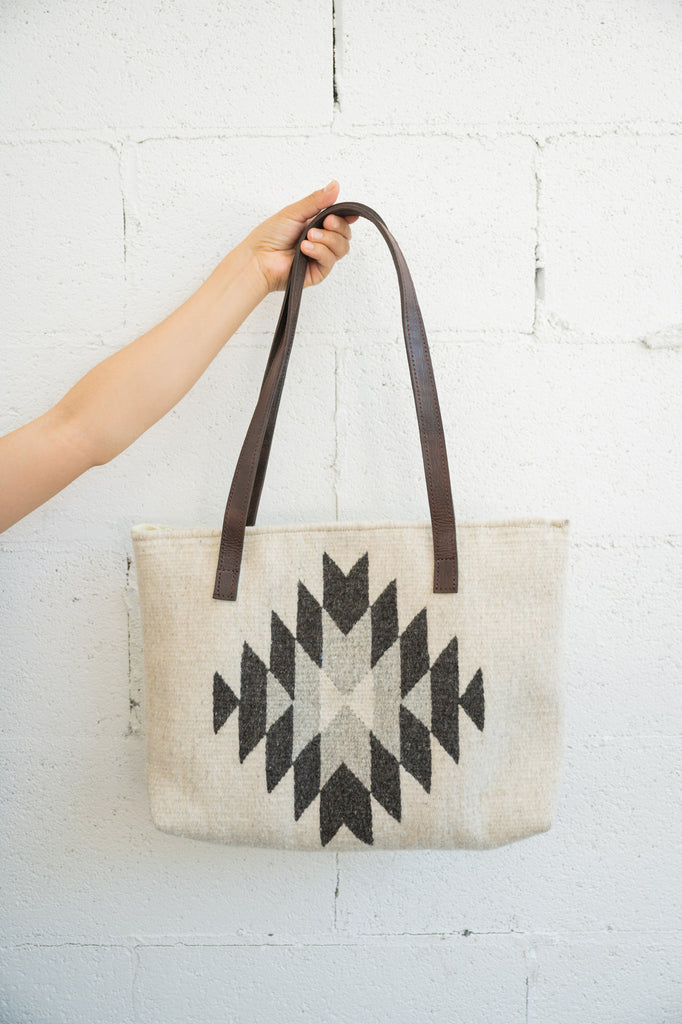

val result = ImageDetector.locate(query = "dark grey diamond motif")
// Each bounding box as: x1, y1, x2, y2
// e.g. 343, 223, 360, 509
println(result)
213, 551, 485, 846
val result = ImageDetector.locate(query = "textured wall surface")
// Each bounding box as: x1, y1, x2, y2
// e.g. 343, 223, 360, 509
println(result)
1, 1, 681, 1021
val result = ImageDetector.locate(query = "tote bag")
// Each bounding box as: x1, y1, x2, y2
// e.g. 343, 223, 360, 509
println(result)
131, 201, 569, 851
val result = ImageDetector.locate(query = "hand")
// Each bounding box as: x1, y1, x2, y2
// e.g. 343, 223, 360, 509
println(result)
244, 179, 358, 293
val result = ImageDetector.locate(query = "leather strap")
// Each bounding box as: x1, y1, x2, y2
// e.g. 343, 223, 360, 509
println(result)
213, 201, 458, 600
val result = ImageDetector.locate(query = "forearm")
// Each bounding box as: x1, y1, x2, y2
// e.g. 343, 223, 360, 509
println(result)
0, 408, 95, 533
55, 237, 269, 465
0, 240, 269, 533
1, 182, 351, 535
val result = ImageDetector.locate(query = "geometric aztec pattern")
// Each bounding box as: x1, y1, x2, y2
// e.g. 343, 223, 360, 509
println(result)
213, 551, 485, 846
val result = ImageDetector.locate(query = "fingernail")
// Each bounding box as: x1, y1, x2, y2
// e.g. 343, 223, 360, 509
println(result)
324, 179, 337, 191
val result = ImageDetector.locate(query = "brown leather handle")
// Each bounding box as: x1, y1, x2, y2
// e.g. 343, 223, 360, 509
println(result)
213, 201, 458, 601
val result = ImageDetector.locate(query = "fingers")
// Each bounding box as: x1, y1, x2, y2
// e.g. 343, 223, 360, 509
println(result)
285, 179, 340, 223
300, 215, 352, 268
322, 212, 354, 236
300, 237, 337, 274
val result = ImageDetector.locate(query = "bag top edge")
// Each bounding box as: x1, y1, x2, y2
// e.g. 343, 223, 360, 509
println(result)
130, 518, 570, 541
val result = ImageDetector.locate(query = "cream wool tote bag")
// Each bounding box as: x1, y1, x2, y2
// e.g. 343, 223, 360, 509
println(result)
131, 201, 569, 851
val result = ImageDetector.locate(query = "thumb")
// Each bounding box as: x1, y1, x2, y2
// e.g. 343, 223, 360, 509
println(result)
285, 179, 340, 223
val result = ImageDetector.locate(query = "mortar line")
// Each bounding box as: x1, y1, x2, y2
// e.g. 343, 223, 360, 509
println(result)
121, 166, 127, 275
2, 122, 682, 145
334, 852, 340, 930
124, 552, 139, 737
332, 0, 339, 111
333, 348, 340, 520
131, 943, 141, 1024
4, 926, 682, 951
532, 136, 543, 336
126, 554, 132, 726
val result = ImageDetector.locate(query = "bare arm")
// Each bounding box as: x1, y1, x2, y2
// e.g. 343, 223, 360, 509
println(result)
0, 181, 355, 534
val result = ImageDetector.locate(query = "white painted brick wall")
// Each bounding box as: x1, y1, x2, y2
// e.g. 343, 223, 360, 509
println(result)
1, 1, 680, 1021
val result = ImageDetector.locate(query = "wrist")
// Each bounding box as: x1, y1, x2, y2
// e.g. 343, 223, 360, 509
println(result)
206, 236, 270, 307
233, 234, 272, 301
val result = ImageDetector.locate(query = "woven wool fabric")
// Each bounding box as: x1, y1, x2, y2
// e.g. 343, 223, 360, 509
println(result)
130, 518, 569, 851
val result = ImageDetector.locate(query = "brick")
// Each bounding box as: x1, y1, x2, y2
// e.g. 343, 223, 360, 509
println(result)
338, 0, 682, 126
0, 0, 330, 131
335, 737, 680, 936
0, 546, 128, 739
0, 142, 124, 334
334, 339, 680, 538
134, 935, 527, 1023
0, 944, 134, 1024
528, 934, 682, 1023
565, 538, 682, 738
540, 137, 682, 339
0, 735, 338, 944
